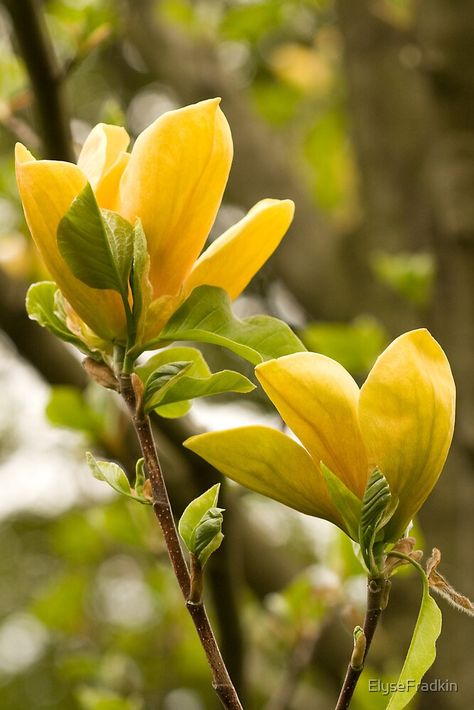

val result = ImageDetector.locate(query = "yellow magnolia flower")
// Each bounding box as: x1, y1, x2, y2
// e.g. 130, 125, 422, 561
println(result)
185, 329, 456, 542
15, 98, 294, 342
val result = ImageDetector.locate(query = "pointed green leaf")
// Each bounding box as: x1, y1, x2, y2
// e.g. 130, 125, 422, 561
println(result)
131, 219, 153, 331
26, 281, 97, 357
387, 566, 442, 709
86, 452, 151, 505
320, 462, 361, 541
144, 361, 194, 401
136, 347, 255, 413
136, 347, 210, 383
191, 508, 224, 567
359, 467, 395, 573
178, 483, 221, 551
151, 370, 255, 411
57, 183, 133, 296
134, 458, 146, 495
137, 286, 306, 364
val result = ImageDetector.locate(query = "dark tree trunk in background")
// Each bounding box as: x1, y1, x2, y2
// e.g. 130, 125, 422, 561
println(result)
415, 3, 474, 706
337, 2, 474, 707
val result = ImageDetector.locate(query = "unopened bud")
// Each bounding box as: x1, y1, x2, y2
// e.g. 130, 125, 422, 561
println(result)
350, 626, 366, 670
131, 372, 145, 415
83, 357, 119, 390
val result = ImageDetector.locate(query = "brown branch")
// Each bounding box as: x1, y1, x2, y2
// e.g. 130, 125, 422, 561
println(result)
335, 576, 388, 710
120, 374, 243, 710
1, 0, 74, 160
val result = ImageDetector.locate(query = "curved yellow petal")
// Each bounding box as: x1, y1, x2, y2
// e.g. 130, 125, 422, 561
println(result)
359, 329, 455, 540
256, 353, 368, 497
182, 199, 294, 300
95, 152, 129, 211
77, 123, 130, 206
119, 98, 233, 298
15, 144, 126, 340
184, 425, 345, 528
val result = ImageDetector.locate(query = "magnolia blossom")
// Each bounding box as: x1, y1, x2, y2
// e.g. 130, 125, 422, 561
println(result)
185, 329, 456, 542
15, 98, 294, 343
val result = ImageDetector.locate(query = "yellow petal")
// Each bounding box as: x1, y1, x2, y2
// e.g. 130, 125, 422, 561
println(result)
182, 199, 294, 299
77, 123, 130, 207
256, 353, 368, 497
184, 425, 345, 527
359, 329, 455, 540
15, 144, 126, 340
140, 292, 184, 344
119, 98, 233, 298
95, 152, 130, 211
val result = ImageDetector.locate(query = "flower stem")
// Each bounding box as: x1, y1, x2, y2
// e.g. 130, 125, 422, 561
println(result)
335, 576, 389, 710
119, 374, 243, 710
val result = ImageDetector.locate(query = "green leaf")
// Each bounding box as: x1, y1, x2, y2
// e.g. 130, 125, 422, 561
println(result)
57, 183, 133, 296
158, 370, 254, 407
320, 462, 361, 541
191, 508, 224, 567
359, 467, 396, 573
134, 458, 146, 496
387, 565, 442, 709
86, 452, 151, 505
136, 346, 255, 413
137, 286, 306, 364
26, 281, 96, 357
178, 483, 221, 550
130, 219, 152, 330
136, 347, 210, 382
144, 361, 194, 400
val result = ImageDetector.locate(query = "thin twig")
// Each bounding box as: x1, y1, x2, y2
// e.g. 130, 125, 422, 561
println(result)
335, 576, 388, 710
120, 374, 243, 710
2, 0, 74, 160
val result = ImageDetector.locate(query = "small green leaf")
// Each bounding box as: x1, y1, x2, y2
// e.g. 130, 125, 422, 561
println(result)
359, 467, 395, 573
320, 462, 361, 541
134, 458, 146, 496
136, 347, 210, 382
86, 453, 151, 505
144, 361, 194, 400
387, 565, 442, 709
26, 281, 96, 357
131, 219, 153, 331
57, 183, 133, 296
178, 483, 221, 551
136, 346, 255, 413
138, 286, 306, 364
153, 370, 254, 410
191, 508, 224, 567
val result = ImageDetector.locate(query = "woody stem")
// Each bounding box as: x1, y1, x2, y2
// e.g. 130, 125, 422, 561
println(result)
335, 575, 389, 710
120, 374, 243, 710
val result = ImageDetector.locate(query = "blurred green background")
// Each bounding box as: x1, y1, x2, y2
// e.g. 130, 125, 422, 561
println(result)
0, 1, 472, 708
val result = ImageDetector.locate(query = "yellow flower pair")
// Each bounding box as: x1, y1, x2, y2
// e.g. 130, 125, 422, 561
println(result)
16, 98, 455, 538
15, 98, 294, 343
186, 329, 455, 542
